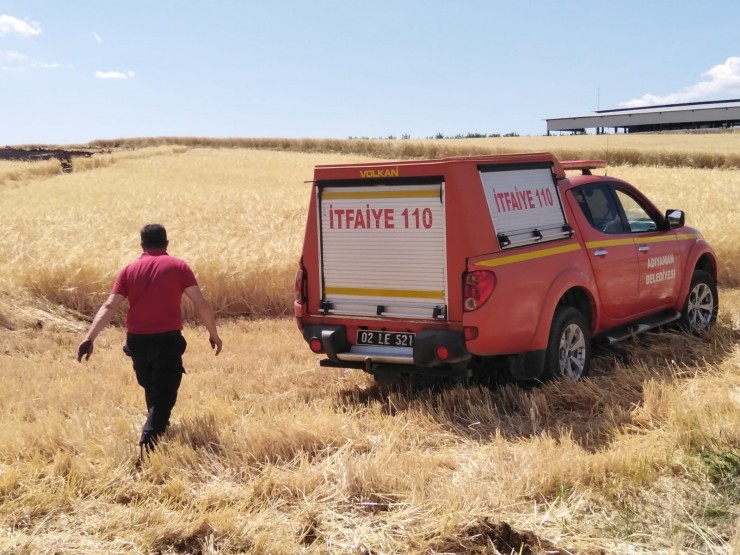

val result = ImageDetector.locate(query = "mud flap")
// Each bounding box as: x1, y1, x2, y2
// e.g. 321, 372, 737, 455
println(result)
507, 350, 546, 381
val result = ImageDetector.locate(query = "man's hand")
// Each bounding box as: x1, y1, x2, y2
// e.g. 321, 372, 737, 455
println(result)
77, 339, 94, 362
209, 335, 223, 356
76, 293, 123, 363
184, 286, 222, 356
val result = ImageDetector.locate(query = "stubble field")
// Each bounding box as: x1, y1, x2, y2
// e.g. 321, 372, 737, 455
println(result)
0, 136, 738, 554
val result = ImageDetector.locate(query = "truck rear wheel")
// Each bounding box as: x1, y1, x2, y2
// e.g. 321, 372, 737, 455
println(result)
679, 270, 718, 335
543, 306, 591, 381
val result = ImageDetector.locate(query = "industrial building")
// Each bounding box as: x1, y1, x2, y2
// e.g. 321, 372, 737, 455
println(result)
546, 98, 740, 135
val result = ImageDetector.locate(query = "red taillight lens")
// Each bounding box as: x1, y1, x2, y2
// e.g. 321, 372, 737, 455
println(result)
294, 264, 306, 303
435, 345, 449, 360
463, 270, 496, 312
309, 337, 323, 353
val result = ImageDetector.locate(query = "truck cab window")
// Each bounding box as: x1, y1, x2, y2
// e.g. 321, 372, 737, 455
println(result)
573, 184, 625, 234
614, 189, 658, 232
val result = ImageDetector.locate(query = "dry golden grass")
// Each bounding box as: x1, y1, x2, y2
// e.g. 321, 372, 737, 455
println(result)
438, 131, 740, 158
0, 138, 738, 553
0, 317, 737, 553
0, 158, 64, 187
86, 131, 740, 169
1, 143, 738, 323
0, 148, 375, 320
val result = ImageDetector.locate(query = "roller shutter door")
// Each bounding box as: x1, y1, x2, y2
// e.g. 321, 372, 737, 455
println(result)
318, 183, 447, 320
479, 164, 571, 249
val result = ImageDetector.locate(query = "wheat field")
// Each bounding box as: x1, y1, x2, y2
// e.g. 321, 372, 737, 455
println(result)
0, 138, 738, 554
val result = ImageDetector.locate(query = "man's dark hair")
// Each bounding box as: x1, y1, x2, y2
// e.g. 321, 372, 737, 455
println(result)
140, 224, 168, 249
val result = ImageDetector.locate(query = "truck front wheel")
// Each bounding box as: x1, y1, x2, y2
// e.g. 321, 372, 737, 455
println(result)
680, 270, 718, 335
543, 306, 591, 381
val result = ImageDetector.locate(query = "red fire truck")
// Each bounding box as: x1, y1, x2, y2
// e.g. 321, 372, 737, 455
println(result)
295, 153, 718, 382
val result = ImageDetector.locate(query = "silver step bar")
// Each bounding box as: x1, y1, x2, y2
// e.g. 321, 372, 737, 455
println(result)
335, 345, 414, 365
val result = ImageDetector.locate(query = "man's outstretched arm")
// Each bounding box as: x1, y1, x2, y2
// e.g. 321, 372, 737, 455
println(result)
184, 285, 223, 355
77, 293, 125, 362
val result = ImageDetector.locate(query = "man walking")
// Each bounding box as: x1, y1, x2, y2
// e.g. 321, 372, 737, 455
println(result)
77, 224, 222, 452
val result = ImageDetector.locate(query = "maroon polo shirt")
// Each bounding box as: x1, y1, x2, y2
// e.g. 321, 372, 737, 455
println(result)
112, 250, 198, 334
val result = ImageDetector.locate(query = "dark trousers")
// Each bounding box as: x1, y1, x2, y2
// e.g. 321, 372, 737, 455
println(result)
126, 331, 187, 448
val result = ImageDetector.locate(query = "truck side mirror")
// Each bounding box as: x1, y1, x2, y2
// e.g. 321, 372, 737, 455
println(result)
665, 209, 685, 229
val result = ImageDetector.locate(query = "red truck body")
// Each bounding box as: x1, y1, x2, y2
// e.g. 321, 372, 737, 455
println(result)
295, 153, 718, 382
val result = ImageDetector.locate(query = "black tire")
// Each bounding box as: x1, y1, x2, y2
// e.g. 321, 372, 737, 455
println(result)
542, 306, 591, 381
679, 270, 718, 335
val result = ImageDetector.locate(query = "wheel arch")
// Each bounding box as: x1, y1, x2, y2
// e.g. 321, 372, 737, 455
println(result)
694, 252, 717, 281
529, 269, 598, 351
675, 244, 719, 312
557, 287, 594, 328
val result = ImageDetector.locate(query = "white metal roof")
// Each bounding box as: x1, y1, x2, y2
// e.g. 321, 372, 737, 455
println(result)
546, 99, 740, 132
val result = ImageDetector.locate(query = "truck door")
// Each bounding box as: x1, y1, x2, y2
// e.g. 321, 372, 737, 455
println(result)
613, 188, 681, 313
317, 181, 447, 320
571, 183, 639, 321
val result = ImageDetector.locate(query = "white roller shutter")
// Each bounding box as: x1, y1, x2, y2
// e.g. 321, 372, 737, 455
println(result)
480, 165, 571, 249
318, 183, 447, 319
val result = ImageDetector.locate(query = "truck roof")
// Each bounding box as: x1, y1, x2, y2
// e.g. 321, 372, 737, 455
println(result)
314, 152, 564, 181
314, 152, 607, 182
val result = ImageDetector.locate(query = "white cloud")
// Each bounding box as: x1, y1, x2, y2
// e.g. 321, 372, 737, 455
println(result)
0, 50, 23, 71
0, 49, 70, 71
93, 32, 102, 43
37, 61, 64, 69
0, 14, 42, 37
620, 57, 740, 108
0, 50, 26, 61
95, 70, 135, 80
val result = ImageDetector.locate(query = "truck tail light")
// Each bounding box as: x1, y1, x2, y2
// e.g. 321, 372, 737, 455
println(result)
294, 261, 307, 304
308, 337, 323, 353
463, 270, 496, 312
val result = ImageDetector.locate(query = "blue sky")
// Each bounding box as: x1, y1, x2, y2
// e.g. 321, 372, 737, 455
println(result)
2, 1, 740, 145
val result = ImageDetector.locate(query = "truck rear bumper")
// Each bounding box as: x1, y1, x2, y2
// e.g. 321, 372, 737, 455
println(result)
302, 325, 470, 369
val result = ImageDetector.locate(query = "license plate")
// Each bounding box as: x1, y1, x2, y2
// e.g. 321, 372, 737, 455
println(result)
356, 330, 415, 348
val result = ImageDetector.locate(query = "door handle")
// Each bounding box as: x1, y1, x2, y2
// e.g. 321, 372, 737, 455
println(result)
638, 245, 650, 252
594, 249, 608, 257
